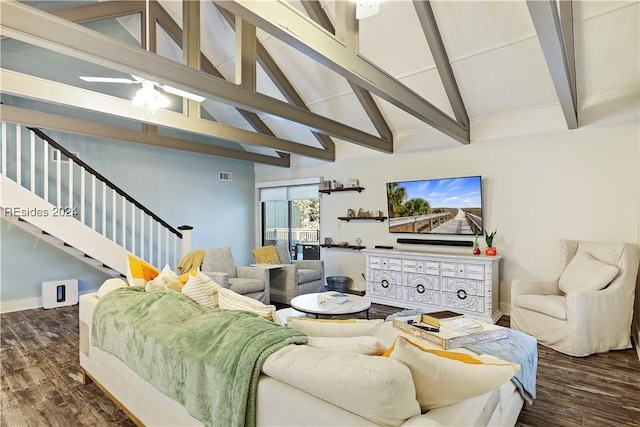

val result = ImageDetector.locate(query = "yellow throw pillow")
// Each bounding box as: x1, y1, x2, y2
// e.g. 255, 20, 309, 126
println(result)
177, 269, 197, 285
251, 246, 281, 264
387, 336, 520, 411
126, 255, 160, 287
287, 317, 384, 337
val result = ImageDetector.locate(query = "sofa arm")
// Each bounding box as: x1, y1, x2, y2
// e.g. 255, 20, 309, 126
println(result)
511, 278, 561, 297
293, 260, 324, 271
202, 271, 230, 288
237, 266, 270, 281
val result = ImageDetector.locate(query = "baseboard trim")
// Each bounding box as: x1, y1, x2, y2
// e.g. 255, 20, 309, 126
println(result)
0, 290, 94, 314
632, 322, 640, 363
0, 296, 42, 314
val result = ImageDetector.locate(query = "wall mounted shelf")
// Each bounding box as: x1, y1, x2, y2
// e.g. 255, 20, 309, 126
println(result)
338, 216, 387, 222
319, 186, 365, 194
320, 244, 366, 250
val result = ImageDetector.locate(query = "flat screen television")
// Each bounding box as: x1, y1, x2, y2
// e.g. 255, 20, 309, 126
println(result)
386, 176, 483, 235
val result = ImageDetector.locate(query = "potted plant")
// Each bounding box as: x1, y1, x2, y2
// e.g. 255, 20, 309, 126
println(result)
473, 234, 481, 255
484, 230, 497, 256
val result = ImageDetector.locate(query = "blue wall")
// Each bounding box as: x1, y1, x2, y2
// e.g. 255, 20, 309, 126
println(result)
1, 130, 256, 304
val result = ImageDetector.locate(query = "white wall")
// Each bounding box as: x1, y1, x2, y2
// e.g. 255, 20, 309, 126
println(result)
255, 120, 640, 314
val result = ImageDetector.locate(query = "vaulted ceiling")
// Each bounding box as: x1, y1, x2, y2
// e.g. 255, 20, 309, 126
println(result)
1, 1, 638, 168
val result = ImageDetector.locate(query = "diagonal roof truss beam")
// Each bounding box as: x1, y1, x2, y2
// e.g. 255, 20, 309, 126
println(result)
413, 1, 469, 129
0, 1, 389, 152
527, 0, 578, 129
1, 69, 334, 161
213, 0, 469, 144
215, 5, 336, 151
299, 0, 393, 142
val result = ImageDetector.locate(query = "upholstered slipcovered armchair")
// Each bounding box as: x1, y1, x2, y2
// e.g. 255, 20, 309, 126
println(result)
252, 244, 325, 304
511, 239, 640, 357
201, 246, 270, 304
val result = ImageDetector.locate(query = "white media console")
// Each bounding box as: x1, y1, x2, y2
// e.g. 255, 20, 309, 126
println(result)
362, 248, 502, 323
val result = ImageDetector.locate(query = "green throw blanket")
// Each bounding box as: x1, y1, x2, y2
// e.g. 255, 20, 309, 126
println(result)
92, 287, 307, 427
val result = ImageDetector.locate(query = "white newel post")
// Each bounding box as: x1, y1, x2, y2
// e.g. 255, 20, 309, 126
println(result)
178, 225, 193, 259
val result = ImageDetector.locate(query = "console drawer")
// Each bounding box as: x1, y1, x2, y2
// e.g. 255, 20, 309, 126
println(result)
442, 292, 485, 313
403, 259, 440, 275
368, 256, 402, 271
404, 273, 440, 305
367, 269, 403, 299
442, 262, 484, 280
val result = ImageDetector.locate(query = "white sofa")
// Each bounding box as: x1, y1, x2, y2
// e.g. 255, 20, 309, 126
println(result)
79, 293, 527, 426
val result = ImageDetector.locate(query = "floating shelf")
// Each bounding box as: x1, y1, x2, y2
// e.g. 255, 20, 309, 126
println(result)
319, 186, 365, 194
338, 216, 387, 222
320, 244, 366, 250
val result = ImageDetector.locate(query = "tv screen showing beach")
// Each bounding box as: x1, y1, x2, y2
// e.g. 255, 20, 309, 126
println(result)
386, 176, 483, 235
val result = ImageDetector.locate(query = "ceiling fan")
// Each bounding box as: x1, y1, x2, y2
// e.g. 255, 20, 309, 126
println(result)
79, 74, 205, 113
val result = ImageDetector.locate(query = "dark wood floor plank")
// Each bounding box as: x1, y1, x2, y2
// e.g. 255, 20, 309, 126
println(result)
2, 303, 639, 426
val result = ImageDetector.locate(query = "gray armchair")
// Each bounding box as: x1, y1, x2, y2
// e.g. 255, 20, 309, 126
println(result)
201, 246, 270, 304
511, 239, 640, 356
252, 244, 324, 304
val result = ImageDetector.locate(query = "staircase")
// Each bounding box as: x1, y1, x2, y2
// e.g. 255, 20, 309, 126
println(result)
1, 122, 188, 279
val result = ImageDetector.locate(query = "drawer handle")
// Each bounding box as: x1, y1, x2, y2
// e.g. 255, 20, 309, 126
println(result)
381, 279, 389, 289
457, 289, 468, 300
416, 284, 425, 294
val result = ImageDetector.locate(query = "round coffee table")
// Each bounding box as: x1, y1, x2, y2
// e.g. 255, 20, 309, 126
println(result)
290, 292, 371, 319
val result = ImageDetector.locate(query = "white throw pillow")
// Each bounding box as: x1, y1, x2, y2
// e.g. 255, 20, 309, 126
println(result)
387, 336, 520, 411
182, 271, 219, 309
97, 278, 128, 298
145, 265, 184, 292
558, 251, 619, 293
215, 287, 276, 321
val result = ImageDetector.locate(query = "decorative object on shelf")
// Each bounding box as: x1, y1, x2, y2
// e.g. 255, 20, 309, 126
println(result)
347, 208, 356, 217
321, 180, 331, 190
347, 178, 359, 188
332, 180, 344, 190
356, 237, 363, 247
484, 230, 497, 256
324, 237, 333, 245
473, 234, 481, 255
357, 208, 365, 217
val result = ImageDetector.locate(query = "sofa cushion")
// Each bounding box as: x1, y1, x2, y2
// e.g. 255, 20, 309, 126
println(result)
387, 336, 520, 411
287, 318, 384, 337
514, 294, 567, 320
97, 278, 128, 298
274, 244, 292, 264
182, 271, 219, 309
306, 336, 386, 355
228, 277, 266, 295
298, 268, 322, 284
251, 246, 280, 264
558, 251, 619, 293
201, 246, 237, 278
126, 254, 160, 287
262, 345, 421, 426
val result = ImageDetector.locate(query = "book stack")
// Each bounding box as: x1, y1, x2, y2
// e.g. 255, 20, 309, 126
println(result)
421, 310, 465, 328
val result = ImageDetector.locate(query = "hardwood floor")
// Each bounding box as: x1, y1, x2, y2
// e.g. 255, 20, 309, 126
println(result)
2, 303, 639, 426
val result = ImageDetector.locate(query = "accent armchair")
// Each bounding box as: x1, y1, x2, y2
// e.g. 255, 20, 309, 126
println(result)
252, 244, 325, 304
200, 246, 270, 304
511, 239, 640, 356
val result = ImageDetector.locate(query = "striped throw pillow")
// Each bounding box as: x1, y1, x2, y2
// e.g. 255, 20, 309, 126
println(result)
182, 271, 219, 309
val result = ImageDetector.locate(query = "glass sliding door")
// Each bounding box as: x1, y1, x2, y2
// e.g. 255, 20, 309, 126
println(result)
260, 184, 320, 261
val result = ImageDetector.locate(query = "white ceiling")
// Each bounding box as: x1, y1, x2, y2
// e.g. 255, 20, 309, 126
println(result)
2, 0, 639, 164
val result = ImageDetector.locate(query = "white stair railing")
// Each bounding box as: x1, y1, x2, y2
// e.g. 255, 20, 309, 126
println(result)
0, 122, 188, 270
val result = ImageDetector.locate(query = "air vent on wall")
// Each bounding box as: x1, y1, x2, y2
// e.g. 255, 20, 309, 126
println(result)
219, 171, 233, 182
50, 148, 78, 162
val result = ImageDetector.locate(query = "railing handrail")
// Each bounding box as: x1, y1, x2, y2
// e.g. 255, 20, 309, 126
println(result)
27, 127, 182, 238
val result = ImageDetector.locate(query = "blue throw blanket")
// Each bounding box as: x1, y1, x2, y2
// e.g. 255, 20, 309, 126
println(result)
386, 310, 537, 404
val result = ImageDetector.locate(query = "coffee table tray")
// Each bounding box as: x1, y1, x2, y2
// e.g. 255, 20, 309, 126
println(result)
392, 317, 507, 350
